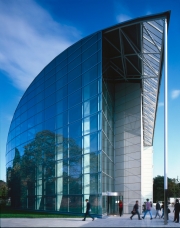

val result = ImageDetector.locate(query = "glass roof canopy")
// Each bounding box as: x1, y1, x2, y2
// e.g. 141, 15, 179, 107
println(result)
102, 11, 170, 146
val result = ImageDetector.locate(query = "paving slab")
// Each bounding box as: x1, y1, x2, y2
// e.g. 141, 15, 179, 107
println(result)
1, 207, 179, 227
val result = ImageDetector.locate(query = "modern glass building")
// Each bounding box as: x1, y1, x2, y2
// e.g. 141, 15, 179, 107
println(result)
6, 11, 170, 217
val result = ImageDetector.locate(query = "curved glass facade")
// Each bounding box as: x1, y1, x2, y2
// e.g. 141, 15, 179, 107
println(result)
6, 12, 170, 216
6, 32, 104, 215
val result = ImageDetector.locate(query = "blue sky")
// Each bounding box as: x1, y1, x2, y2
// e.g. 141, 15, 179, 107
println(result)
0, 0, 180, 181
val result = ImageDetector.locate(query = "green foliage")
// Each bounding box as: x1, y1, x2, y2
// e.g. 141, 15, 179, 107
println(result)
0, 206, 82, 218
0, 180, 8, 200
153, 176, 180, 202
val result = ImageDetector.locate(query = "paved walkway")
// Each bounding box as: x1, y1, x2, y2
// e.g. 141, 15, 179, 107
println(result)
1, 208, 179, 227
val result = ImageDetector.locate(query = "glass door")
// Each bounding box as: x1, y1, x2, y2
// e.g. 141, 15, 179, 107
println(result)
107, 195, 123, 215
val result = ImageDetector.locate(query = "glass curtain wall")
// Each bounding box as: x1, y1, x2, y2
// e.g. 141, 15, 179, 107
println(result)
6, 32, 102, 215
101, 77, 115, 214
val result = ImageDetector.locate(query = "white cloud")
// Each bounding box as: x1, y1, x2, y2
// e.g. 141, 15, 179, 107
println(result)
116, 14, 131, 23
0, 0, 82, 91
158, 102, 164, 107
171, 90, 180, 99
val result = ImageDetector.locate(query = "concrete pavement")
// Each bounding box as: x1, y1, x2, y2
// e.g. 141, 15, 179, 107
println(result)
1, 207, 179, 227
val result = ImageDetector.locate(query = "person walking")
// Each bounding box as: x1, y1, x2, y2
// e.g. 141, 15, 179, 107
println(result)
119, 200, 123, 217
154, 200, 161, 218
161, 202, 164, 218
130, 200, 142, 220
174, 199, 180, 223
161, 201, 169, 220
82, 199, 94, 221
142, 198, 153, 220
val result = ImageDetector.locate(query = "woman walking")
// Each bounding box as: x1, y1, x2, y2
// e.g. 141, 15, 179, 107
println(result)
119, 200, 123, 217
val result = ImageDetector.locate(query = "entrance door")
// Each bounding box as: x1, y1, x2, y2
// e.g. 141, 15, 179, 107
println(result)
107, 196, 123, 215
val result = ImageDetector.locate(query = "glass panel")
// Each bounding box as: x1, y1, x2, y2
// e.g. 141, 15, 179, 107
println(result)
56, 86, 67, 102
68, 47, 81, 63
56, 75, 68, 90
36, 83, 44, 95
45, 60, 56, 75
27, 98, 35, 110
45, 104, 56, 120
69, 104, 82, 123
82, 65, 98, 86
68, 76, 81, 94
56, 97, 68, 114
82, 42, 97, 61
36, 91, 44, 103
69, 195, 82, 213
35, 111, 44, 124
45, 74, 56, 88
68, 55, 81, 72
83, 80, 98, 101
45, 93, 56, 108
27, 106, 36, 119
84, 114, 98, 135
56, 66, 67, 81
69, 120, 82, 139
83, 96, 98, 117
45, 117, 55, 132
82, 53, 98, 74
82, 34, 97, 51
44, 83, 56, 97
27, 116, 35, 129
56, 111, 68, 129
68, 89, 81, 108
90, 132, 98, 152
21, 111, 27, 122
45, 68, 56, 82
68, 41, 81, 56
56, 51, 67, 66
36, 100, 44, 113
69, 137, 82, 157
68, 65, 81, 82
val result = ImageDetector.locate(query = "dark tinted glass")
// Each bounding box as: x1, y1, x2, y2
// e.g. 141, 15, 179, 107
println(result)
45, 93, 56, 108
82, 42, 97, 61
68, 55, 81, 72
45, 83, 56, 97
57, 97, 68, 115
36, 100, 44, 113
69, 120, 82, 139
69, 104, 82, 123
68, 65, 81, 82
83, 96, 98, 117
56, 111, 68, 129
45, 74, 56, 88
45, 117, 55, 132
45, 104, 56, 120
82, 65, 98, 86
82, 53, 98, 74
56, 51, 67, 66
83, 80, 98, 101
68, 89, 81, 108
68, 47, 81, 63
56, 66, 67, 80
56, 86, 67, 102
68, 76, 81, 94
56, 75, 68, 90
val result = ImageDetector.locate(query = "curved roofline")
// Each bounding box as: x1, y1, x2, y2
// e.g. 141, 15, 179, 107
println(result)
103, 11, 171, 33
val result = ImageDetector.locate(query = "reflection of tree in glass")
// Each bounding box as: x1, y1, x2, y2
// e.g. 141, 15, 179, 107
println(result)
8, 129, 89, 211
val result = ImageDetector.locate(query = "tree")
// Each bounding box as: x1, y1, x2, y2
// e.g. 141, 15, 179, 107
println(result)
153, 175, 180, 202
0, 180, 8, 200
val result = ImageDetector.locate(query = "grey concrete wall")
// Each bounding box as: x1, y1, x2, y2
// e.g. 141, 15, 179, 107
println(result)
114, 83, 142, 213
141, 146, 153, 203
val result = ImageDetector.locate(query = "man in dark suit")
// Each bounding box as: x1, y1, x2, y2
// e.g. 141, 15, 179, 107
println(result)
82, 199, 94, 221
174, 199, 180, 223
